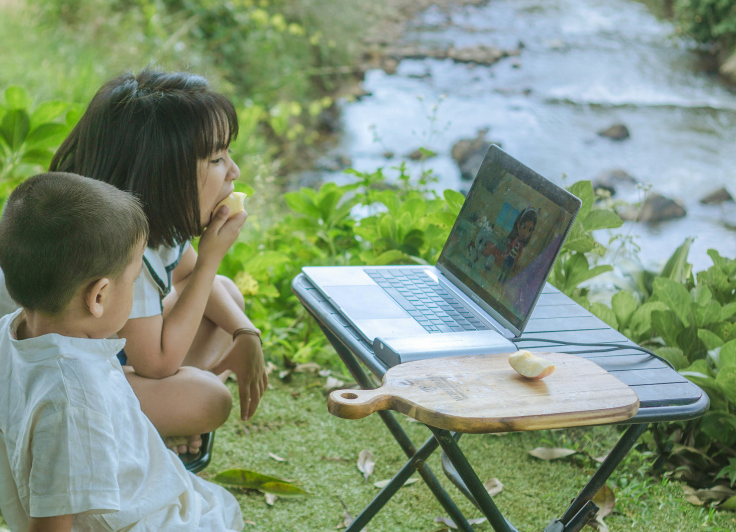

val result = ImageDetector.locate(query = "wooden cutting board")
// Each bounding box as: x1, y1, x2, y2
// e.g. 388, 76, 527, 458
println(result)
328, 352, 639, 433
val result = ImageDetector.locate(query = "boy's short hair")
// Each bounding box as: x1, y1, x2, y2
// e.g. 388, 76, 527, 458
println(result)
50, 69, 238, 248
0, 172, 149, 315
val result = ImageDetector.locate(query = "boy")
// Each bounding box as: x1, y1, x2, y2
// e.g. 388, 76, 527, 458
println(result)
0, 173, 243, 532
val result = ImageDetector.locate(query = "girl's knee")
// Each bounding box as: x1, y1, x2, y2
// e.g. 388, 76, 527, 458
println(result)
180, 367, 233, 430
217, 274, 245, 311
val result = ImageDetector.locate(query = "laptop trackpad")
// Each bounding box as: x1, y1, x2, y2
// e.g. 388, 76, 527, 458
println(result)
322, 285, 408, 319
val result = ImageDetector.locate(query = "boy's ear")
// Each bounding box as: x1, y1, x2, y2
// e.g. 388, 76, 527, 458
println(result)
85, 278, 110, 318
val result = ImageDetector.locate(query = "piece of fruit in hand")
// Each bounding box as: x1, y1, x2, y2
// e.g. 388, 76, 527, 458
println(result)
508, 350, 555, 380
215, 192, 247, 219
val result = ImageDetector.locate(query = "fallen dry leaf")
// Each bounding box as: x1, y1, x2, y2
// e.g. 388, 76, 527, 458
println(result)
373, 477, 420, 489
244, 519, 256, 525
357, 450, 376, 481
295, 362, 321, 373
683, 486, 704, 506
321, 456, 350, 463
588, 484, 615, 531
336, 497, 359, 530
325, 376, 346, 391
694, 485, 736, 503
265, 493, 277, 506
265, 361, 278, 375
279, 370, 292, 382
269, 452, 286, 462
319, 369, 332, 377
483, 478, 503, 497
433, 516, 487, 529
528, 447, 576, 460
593, 454, 608, 464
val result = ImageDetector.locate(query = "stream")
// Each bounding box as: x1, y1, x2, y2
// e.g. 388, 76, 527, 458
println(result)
321, 0, 736, 273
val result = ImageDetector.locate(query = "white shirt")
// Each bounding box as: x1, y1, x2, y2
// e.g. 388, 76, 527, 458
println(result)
129, 242, 190, 319
0, 310, 243, 532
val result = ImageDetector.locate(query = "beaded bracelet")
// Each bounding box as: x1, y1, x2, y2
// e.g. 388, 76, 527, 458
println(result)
232, 327, 262, 345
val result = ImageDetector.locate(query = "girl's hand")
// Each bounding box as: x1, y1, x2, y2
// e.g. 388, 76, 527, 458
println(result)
197, 206, 248, 268
216, 334, 268, 421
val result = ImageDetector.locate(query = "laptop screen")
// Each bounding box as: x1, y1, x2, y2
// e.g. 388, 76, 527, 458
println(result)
437, 146, 581, 335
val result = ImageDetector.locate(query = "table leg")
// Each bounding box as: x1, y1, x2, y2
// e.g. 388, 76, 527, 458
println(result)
430, 427, 518, 532
554, 423, 649, 529
315, 322, 475, 532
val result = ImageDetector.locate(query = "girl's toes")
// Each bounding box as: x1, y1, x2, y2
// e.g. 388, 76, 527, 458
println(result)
178, 444, 189, 454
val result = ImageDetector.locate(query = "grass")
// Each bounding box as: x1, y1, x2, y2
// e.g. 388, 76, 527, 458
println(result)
197, 371, 736, 532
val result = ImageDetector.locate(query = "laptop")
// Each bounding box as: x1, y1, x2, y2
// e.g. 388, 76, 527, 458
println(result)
303, 145, 581, 366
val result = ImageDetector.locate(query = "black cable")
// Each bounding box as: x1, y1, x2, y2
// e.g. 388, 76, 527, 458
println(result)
512, 337, 676, 370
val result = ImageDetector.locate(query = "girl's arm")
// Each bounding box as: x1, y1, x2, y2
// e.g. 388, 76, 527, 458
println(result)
28, 515, 73, 532
173, 247, 259, 335
118, 208, 246, 378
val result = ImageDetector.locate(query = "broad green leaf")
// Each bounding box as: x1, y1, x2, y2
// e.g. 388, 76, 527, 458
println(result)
399, 197, 427, 220
652, 310, 682, 349
692, 300, 721, 328
0, 109, 30, 150
259, 284, 280, 298
707, 248, 731, 274
30, 100, 69, 128
582, 209, 623, 232
562, 220, 596, 253
682, 359, 714, 378
716, 366, 736, 404
443, 189, 465, 215
427, 211, 457, 228
721, 341, 736, 368
721, 302, 736, 322
567, 181, 594, 220
660, 237, 693, 282
373, 249, 409, 265
652, 277, 691, 327
612, 291, 638, 330
25, 122, 68, 148
4, 86, 30, 110
629, 301, 668, 340
258, 482, 310, 497
213, 469, 287, 489
20, 148, 53, 166
243, 251, 290, 276
563, 253, 613, 290
284, 191, 321, 219
654, 347, 688, 371
698, 329, 724, 351
692, 285, 712, 306
722, 495, 736, 510
378, 215, 398, 242
590, 303, 618, 329
677, 327, 700, 357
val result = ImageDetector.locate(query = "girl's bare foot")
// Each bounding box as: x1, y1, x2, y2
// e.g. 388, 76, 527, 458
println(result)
163, 434, 203, 455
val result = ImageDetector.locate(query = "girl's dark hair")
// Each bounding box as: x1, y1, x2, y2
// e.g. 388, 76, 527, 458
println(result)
50, 69, 238, 248
0, 172, 149, 316
507, 207, 537, 243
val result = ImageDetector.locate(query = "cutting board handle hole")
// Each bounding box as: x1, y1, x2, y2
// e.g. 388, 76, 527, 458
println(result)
341, 392, 359, 400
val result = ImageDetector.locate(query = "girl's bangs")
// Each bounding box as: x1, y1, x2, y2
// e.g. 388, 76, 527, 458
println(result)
195, 94, 239, 159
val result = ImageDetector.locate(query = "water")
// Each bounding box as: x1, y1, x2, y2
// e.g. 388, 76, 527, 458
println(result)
325, 0, 736, 272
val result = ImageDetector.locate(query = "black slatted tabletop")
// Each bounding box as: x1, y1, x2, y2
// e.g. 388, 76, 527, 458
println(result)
292, 274, 709, 424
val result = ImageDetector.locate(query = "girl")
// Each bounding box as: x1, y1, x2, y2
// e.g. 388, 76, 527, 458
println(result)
49, 69, 267, 454
497, 207, 537, 284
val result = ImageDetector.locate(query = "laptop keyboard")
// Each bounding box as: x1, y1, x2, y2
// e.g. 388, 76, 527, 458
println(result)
364, 268, 491, 334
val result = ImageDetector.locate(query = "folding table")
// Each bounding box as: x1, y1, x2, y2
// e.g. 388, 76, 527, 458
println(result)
292, 274, 709, 532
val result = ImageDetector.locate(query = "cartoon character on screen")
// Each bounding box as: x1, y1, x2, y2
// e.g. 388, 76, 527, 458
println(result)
467, 216, 493, 265
497, 206, 537, 284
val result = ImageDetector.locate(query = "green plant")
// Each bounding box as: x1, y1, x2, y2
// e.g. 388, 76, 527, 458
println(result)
589, 242, 736, 486
548, 180, 624, 303
0, 86, 79, 200
673, 0, 736, 49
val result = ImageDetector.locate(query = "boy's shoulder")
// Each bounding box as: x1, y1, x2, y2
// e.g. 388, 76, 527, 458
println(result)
0, 311, 126, 419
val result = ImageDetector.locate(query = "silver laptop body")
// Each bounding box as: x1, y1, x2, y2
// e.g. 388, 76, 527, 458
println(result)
302, 146, 581, 364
